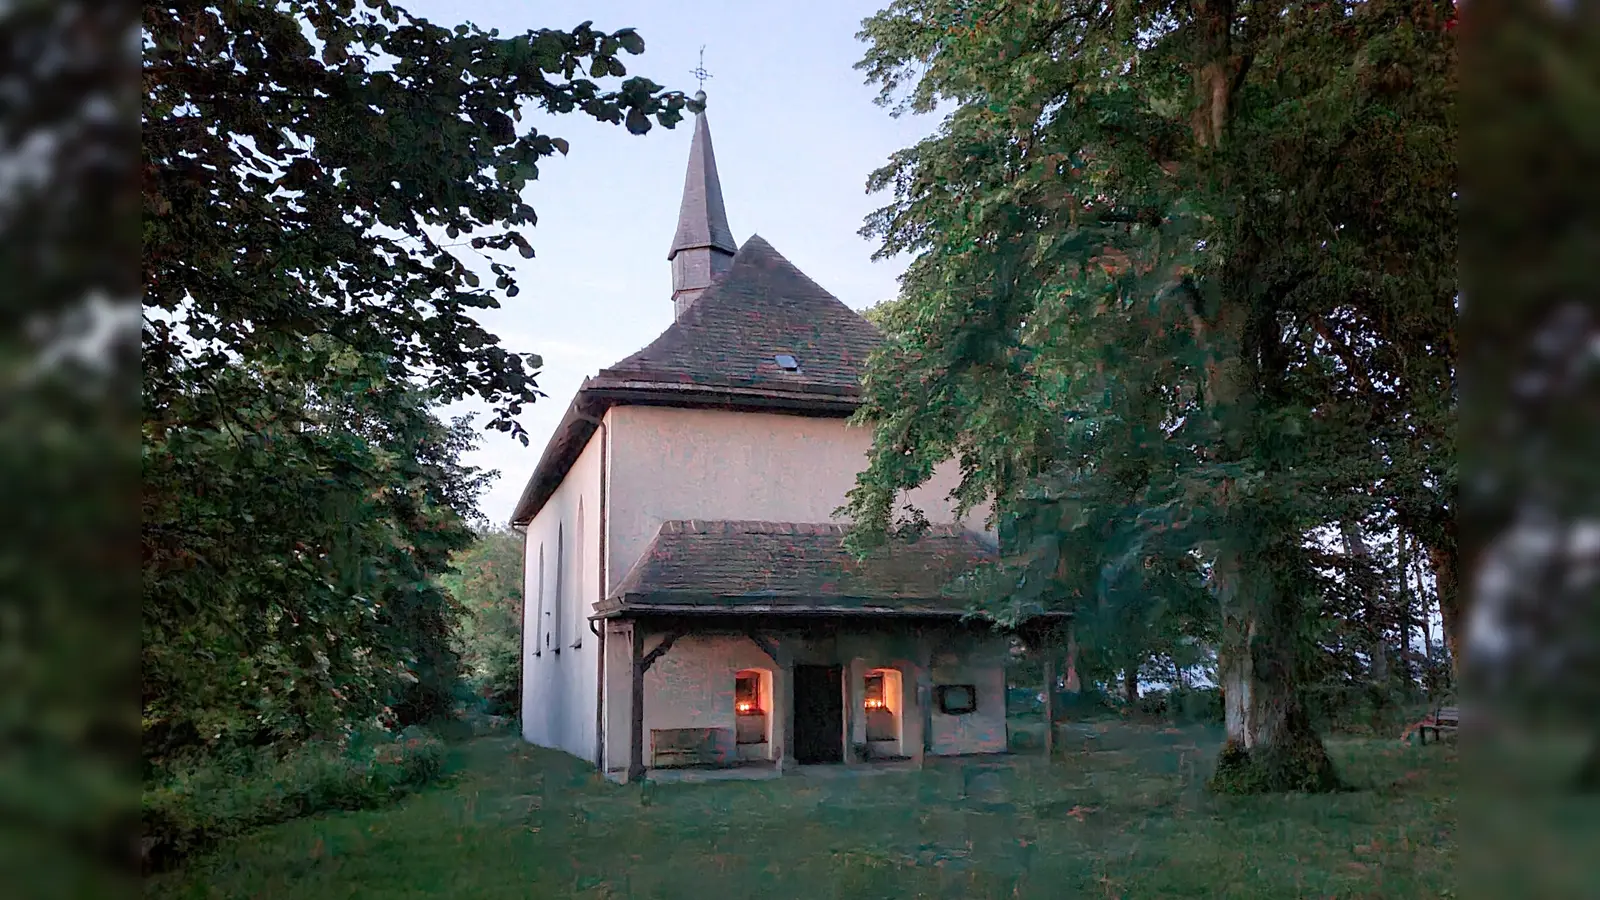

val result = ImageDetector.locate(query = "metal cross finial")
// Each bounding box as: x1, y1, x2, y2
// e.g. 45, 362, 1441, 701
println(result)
690, 45, 712, 92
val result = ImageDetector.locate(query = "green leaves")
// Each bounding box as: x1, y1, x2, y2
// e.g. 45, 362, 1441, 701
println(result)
846, 0, 1455, 726
144, 4, 694, 438
440, 528, 524, 713
140, 4, 694, 769
142, 354, 491, 763
615, 28, 645, 55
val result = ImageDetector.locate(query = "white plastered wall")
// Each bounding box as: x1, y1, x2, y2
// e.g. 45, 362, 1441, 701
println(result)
604, 405, 992, 589
603, 626, 1010, 771
928, 633, 1010, 755
519, 431, 603, 763
603, 632, 781, 773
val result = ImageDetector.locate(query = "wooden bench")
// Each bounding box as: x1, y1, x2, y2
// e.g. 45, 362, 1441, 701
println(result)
1417, 705, 1459, 745
650, 727, 726, 768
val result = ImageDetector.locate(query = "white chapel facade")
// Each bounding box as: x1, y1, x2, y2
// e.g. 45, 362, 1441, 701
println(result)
509, 102, 1052, 782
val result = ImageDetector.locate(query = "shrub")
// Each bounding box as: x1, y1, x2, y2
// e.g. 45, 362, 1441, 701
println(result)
1170, 687, 1224, 724
1052, 687, 1119, 721
1304, 680, 1428, 737
1136, 690, 1171, 718
140, 728, 445, 872
1006, 686, 1044, 716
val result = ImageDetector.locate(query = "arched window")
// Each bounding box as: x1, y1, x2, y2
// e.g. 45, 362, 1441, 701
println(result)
552, 523, 564, 654
533, 544, 545, 658
572, 498, 585, 650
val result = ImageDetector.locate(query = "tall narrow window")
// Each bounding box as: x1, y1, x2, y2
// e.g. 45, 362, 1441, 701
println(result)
551, 523, 564, 654
533, 544, 545, 657
572, 499, 585, 650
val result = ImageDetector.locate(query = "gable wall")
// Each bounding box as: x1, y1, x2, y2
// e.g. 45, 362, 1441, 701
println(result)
605, 405, 991, 590
520, 429, 604, 762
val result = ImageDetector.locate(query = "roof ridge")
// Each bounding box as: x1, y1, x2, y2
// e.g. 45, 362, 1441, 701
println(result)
651, 519, 971, 538
656, 519, 850, 535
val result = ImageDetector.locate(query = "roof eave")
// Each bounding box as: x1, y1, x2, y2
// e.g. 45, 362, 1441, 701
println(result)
507, 383, 606, 526
593, 594, 1074, 623
667, 239, 737, 261
596, 595, 983, 618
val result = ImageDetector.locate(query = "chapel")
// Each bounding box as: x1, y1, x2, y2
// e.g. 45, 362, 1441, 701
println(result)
510, 99, 1052, 782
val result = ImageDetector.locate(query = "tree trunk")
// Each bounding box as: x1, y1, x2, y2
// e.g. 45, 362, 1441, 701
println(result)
1122, 665, 1139, 706
1428, 542, 1461, 680
1210, 549, 1341, 794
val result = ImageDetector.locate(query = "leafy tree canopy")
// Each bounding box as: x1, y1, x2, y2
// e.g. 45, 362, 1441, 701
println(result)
141, 1, 692, 764
848, 0, 1455, 790
144, 0, 696, 442
441, 527, 525, 716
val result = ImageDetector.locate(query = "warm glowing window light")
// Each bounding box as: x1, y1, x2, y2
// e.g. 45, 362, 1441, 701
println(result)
735, 672, 762, 716
864, 672, 887, 710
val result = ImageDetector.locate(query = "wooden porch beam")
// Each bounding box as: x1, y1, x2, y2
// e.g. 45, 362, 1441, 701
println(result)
641, 629, 685, 673
745, 633, 780, 664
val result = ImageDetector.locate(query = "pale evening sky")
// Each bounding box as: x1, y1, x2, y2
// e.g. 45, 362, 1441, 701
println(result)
400, 0, 942, 524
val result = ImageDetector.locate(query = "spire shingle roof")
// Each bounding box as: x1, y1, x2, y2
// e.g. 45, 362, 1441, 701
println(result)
667, 112, 737, 260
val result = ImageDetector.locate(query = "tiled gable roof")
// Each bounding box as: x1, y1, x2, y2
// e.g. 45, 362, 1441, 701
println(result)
598, 520, 997, 617
510, 237, 884, 527
596, 235, 883, 397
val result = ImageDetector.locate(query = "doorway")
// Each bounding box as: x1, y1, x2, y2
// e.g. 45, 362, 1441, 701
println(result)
792, 664, 843, 764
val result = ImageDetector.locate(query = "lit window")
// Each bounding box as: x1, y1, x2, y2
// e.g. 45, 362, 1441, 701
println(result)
735, 672, 762, 715
864, 672, 886, 710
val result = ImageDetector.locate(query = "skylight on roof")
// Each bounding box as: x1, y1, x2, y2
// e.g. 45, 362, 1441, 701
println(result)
774, 354, 801, 372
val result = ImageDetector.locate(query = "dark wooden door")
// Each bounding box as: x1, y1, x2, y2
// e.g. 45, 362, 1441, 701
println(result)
792, 664, 843, 764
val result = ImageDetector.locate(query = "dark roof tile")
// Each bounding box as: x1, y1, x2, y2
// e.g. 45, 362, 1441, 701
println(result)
601, 520, 996, 616
597, 235, 883, 397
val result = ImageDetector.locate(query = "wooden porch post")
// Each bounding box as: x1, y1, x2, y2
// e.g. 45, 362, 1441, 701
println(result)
1042, 646, 1057, 763
628, 621, 646, 783
844, 658, 863, 765
915, 630, 933, 769
780, 648, 796, 771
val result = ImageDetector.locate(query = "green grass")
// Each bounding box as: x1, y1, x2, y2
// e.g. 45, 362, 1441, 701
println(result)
146, 723, 1456, 899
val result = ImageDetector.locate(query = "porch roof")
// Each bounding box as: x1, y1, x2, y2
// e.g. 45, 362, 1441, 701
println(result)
596, 520, 1003, 618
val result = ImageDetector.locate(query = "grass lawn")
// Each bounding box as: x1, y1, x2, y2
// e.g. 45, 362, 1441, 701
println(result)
146, 723, 1456, 899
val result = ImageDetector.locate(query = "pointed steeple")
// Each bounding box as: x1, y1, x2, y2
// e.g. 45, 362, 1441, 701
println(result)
668, 95, 736, 318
